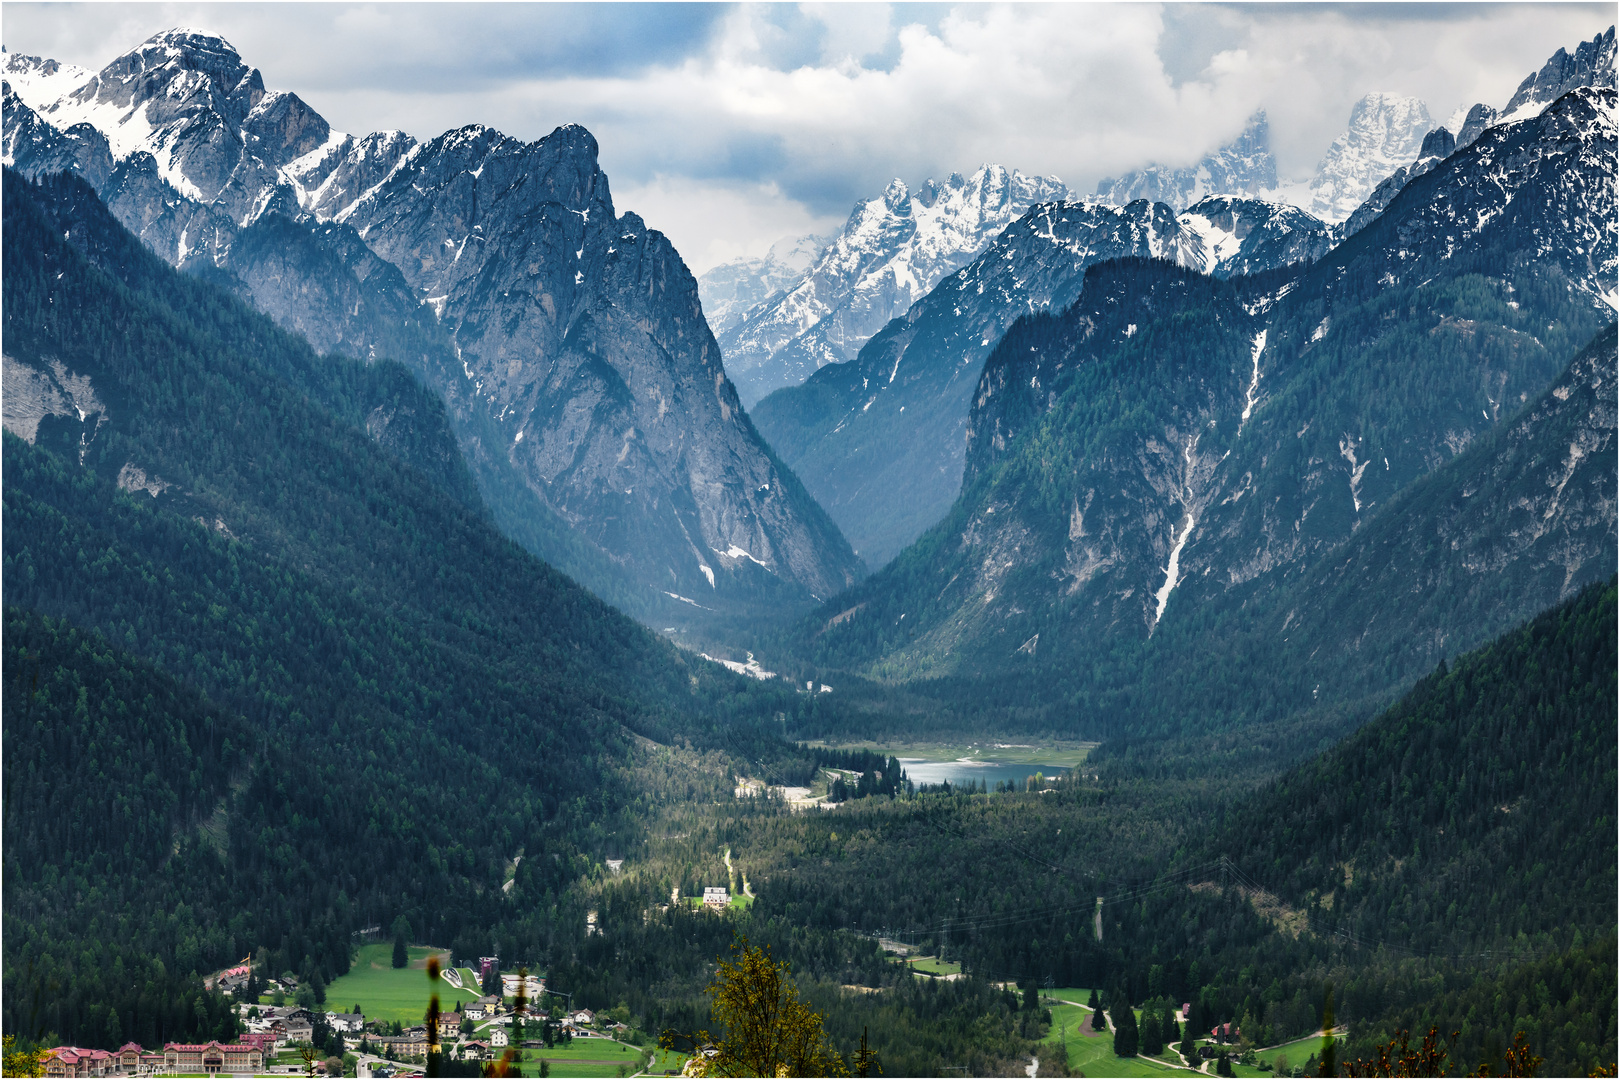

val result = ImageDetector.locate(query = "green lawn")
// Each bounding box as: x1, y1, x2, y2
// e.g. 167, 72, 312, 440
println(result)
640, 1046, 689, 1075
325, 944, 457, 1023
1042, 1002, 1202, 1077
1255, 1033, 1320, 1070
905, 955, 962, 977
498, 1039, 645, 1077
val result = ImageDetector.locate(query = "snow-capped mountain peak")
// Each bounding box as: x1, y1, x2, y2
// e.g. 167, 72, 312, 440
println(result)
1095, 111, 1278, 211
1299, 92, 1432, 222
701, 162, 1066, 405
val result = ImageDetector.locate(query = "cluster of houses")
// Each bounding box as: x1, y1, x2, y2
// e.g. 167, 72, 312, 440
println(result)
43, 963, 633, 1077
42, 1035, 276, 1077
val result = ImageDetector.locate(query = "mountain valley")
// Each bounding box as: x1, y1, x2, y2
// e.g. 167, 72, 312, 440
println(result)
3, 15, 1616, 1080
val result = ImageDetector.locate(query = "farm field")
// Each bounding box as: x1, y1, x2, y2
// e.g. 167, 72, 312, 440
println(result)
324, 944, 454, 1023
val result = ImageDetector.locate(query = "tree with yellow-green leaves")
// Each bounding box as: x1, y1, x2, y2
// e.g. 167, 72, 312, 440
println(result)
661, 936, 847, 1077
2, 1036, 46, 1078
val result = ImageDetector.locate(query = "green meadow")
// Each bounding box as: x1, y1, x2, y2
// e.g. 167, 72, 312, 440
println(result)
1040, 996, 1201, 1077
325, 944, 461, 1023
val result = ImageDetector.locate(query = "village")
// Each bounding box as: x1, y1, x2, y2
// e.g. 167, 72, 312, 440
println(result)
36, 925, 1329, 1080
37, 953, 668, 1080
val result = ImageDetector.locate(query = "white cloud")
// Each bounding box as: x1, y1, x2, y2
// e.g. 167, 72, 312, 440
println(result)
3, 2, 1611, 269
614, 175, 842, 275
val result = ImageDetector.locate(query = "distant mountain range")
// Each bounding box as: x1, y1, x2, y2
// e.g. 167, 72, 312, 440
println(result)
744, 27, 1615, 572
2, 30, 863, 633
699, 164, 1066, 407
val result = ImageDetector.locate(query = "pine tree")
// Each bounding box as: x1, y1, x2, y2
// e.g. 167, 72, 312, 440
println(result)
1112, 993, 1139, 1057
392, 917, 412, 970
1140, 1006, 1163, 1056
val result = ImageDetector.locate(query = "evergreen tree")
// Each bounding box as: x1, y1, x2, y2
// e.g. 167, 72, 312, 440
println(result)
1139, 1006, 1163, 1056
1179, 1019, 1197, 1065
392, 918, 412, 970
1112, 993, 1138, 1058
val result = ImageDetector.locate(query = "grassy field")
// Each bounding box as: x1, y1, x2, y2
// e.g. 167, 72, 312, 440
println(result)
1040, 999, 1204, 1077
501, 1038, 647, 1077
905, 955, 962, 977
324, 944, 455, 1023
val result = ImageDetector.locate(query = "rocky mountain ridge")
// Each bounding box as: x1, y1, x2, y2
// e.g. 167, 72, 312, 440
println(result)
704, 164, 1067, 406
3, 29, 864, 629
798, 80, 1616, 697
1094, 111, 1277, 210
750, 194, 1331, 568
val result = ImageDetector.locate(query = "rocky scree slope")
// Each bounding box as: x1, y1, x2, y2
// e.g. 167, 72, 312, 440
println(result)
706, 165, 1066, 406
2, 30, 863, 629
798, 82, 1616, 707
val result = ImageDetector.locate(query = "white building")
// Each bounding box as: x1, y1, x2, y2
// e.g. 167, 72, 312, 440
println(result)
702, 887, 730, 910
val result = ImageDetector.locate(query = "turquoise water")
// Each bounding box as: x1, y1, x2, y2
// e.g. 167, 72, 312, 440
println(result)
897, 757, 1069, 789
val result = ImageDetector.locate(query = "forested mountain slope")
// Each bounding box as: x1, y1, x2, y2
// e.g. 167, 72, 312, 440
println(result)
3, 30, 863, 633
0, 170, 820, 1047
1220, 578, 1617, 1075
794, 84, 1615, 733
1224, 577, 1616, 963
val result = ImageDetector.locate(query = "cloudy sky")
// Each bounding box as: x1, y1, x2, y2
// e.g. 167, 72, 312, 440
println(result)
4, 2, 1611, 272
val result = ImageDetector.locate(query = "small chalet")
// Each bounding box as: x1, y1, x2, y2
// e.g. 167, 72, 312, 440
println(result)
570, 1009, 595, 1026
459, 1041, 490, 1061
488, 1027, 508, 1049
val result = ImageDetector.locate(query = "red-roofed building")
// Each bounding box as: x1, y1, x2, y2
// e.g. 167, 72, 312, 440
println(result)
42, 1047, 116, 1078
238, 1032, 276, 1055
162, 1040, 265, 1074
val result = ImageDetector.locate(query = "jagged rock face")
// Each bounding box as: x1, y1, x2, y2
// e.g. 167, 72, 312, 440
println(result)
1502, 25, 1616, 118
749, 193, 1332, 570
806, 84, 1616, 680
697, 232, 828, 341
1176, 197, 1333, 277
1095, 112, 1278, 210
1302, 93, 1432, 222
1337, 126, 1454, 239
335, 123, 862, 602
1455, 103, 1498, 149
750, 199, 1205, 568
1357, 27, 1616, 238
2, 29, 864, 621
1268, 325, 1617, 698
713, 165, 1066, 406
